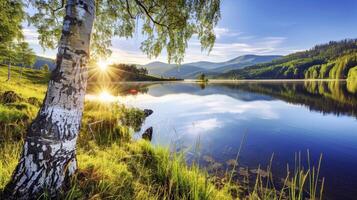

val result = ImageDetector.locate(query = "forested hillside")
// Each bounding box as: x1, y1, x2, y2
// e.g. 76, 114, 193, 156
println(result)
33, 56, 55, 70
219, 39, 357, 80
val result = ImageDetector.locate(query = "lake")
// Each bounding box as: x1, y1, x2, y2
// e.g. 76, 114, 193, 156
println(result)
87, 80, 357, 200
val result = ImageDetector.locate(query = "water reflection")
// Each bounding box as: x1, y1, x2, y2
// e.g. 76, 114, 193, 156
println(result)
86, 80, 357, 200
88, 80, 357, 118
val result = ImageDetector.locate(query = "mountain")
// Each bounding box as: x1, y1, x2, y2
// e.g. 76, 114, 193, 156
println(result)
218, 39, 357, 80
211, 55, 282, 72
160, 64, 206, 78
143, 55, 281, 79
33, 56, 56, 70
142, 61, 177, 75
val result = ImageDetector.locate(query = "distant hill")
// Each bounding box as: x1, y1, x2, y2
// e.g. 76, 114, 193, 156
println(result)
211, 55, 282, 72
88, 64, 181, 82
218, 39, 357, 80
33, 56, 55, 70
142, 61, 177, 75
143, 55, 281, 79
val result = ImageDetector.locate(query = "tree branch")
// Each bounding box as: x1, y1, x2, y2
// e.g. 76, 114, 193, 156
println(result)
134, 0, 169, 28
125, 0, 136, 19
50, 0, 65, 13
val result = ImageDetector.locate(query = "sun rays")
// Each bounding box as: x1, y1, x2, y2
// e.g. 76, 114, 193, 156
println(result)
97, 60, 109, 71
86, 88, 119, 103
85, 60, 147, 104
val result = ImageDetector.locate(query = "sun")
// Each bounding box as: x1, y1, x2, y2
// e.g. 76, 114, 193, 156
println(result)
97, 60, 108, 71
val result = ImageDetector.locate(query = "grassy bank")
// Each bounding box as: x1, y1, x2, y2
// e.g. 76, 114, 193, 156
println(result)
0, 66, 325, 199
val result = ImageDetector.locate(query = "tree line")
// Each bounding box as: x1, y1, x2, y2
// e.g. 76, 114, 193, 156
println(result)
111, 63, 148, 75
220, 39, 357, 80
0, 0, 36, 81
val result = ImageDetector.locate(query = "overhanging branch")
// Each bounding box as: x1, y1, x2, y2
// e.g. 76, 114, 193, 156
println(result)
125, 0, 136, 19
134, 0, 169, 28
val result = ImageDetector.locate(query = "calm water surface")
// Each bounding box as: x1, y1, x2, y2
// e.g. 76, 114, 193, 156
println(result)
90, 81, 357, 200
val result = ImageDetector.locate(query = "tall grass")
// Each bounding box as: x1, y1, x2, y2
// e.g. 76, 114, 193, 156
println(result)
240, 151, 325, 200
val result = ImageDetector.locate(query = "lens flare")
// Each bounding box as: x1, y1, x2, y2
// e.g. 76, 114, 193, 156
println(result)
97, 60, 108, 71
98, 90, 117, 102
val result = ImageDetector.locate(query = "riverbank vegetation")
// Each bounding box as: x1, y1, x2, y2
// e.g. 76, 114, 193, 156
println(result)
0, 66, 326, 199
216, 80, 357, 118
219, 39, 357, 80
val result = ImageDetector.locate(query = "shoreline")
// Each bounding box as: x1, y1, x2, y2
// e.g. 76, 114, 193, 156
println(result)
91, 78, 349, 84
187, 78, 348, 83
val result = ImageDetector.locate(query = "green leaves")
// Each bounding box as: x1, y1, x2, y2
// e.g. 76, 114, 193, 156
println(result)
28, 0, 64, 49
0, 0, 24, 43
26, 0, 221, 64
15, 42, 36, 68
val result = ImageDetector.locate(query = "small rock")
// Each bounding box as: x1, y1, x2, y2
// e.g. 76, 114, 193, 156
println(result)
0, 91, 22, 104
143, 109, 153, 117
238, 167, 249, 177
142, 127, 153, 141
250, 168, 269, 178
203, 155, 215, 163
226, 159, 238, 167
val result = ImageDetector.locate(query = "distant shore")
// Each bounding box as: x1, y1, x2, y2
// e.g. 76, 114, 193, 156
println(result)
184, 78, 348, 83
88, 78, 349, 85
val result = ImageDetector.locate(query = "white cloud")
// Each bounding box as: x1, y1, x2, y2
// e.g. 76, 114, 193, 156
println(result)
186, 118, 223, 134
23, 24, 292, 64
179, 36, 287, 62
23, 28, 39, 44
109, 35, 289, 64
109, 47, 157, 65
23, 27, 57, 59
214, 27, 241, 38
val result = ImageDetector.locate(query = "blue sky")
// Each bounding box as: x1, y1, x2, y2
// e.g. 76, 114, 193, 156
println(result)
24, 0, 357, 64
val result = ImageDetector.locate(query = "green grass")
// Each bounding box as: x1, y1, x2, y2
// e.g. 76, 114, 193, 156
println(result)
0, 66, 325, 199
0, 65, 49, 99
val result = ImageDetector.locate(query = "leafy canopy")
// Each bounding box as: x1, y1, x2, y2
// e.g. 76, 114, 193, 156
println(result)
15, 42, 36, 67
0, 0, 24, 44
27, 0, 221, 63
0, 0, 25, 63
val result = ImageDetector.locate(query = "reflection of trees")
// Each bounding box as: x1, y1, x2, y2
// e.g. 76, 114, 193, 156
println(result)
347, 78, 357, 93
113, 83, 150, 95
88, 81, 357, 118
198, 82, 207, 90
86, 82, 153, 96
230, 81, 357, 118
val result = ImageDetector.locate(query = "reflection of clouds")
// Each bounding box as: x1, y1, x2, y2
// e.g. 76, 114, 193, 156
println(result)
119, 93, 280, 120
115, 92, 282, 140
185, 118, 223, 134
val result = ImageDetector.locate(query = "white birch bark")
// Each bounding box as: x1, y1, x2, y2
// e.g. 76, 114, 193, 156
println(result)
4, 0, 95, 199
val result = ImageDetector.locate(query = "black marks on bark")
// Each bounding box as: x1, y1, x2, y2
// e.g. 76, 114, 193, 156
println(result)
4, 138, 77, 199
76, 0, 93, 15
75, 49, 87, 56
62, 47, 74, 60
4, 0, 95, 198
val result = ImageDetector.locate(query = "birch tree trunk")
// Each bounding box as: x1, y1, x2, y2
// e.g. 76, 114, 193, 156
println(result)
4, 0, 95, 199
